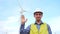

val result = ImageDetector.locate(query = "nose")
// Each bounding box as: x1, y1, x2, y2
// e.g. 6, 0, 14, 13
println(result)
37, 14, 40, 17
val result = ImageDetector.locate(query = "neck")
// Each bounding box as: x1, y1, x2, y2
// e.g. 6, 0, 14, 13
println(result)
36, 20, 41, 24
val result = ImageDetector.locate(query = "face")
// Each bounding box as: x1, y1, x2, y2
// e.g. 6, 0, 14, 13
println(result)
34, 13, 43, 21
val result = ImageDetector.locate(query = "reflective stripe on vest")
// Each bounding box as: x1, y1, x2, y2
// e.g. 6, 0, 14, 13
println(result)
30, 23, 49, 34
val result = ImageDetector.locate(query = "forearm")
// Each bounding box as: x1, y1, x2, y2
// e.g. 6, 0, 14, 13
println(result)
20, 24, 25, 34
20, 24, 30, 34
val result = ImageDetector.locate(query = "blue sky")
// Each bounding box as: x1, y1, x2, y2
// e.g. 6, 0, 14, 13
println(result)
0, 0, 60, 34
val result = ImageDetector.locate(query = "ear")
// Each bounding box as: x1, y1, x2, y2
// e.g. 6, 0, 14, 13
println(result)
41, 15, 43, 18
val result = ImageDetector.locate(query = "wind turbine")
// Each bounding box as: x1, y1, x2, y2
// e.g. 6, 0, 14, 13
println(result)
17, 0, 26, 15
20, 7, 26, 15
6, 32, 8, 34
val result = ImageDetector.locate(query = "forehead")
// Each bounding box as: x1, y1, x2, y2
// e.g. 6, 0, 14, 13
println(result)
35, 12, 42, 15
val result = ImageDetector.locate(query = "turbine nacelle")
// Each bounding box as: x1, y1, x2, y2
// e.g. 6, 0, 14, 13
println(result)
20, 8, 26, 15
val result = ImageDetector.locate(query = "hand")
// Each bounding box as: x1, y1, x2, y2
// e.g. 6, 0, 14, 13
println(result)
21, 15, 27, 24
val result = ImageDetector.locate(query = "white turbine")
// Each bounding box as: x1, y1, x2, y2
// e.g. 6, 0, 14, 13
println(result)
17, 0, 26, 15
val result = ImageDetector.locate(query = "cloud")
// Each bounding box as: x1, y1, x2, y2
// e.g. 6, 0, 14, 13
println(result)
0, 16, 20, 34
48, 16, 60, 34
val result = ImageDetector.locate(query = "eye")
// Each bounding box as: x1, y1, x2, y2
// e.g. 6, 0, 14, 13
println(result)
39, 14, 41, 15
35, 13, 38, 15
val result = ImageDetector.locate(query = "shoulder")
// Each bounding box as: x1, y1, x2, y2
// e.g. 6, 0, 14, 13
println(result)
46, 23, 51, 31
45, 23, 52, 34
43, 23, 51, 28
26, 23, 35, 28
46, 24, 51, 28
43, 22, 50, 26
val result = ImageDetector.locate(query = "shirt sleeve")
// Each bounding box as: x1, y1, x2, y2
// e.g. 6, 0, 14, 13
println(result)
20, 24, 30, 34
47, 24, 52, 34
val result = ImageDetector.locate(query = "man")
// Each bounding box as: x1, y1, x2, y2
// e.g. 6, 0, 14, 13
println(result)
20, 10, 52, 34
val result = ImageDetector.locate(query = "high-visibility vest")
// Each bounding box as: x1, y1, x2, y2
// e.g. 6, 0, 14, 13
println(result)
30, 23, 49, 34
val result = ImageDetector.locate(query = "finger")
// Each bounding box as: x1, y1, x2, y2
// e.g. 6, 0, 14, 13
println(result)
21, 15, 25, 18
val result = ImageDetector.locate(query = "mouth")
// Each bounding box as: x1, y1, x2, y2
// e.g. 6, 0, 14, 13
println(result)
37, 17, 40, 18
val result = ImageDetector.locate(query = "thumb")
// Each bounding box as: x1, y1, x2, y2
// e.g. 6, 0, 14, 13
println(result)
25, 19, 28, 22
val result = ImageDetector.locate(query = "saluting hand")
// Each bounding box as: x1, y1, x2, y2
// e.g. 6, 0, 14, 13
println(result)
21, 15, 27, 24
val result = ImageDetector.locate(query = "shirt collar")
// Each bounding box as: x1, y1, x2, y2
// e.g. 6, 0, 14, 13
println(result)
35, 21, 43, 25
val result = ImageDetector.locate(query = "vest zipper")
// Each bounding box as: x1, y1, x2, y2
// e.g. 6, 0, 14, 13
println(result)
38, 30, 39, 34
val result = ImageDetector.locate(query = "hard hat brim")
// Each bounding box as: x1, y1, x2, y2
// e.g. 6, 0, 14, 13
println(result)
34, 11, 43, 15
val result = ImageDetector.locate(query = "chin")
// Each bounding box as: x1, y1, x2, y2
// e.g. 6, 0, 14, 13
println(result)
36, 19, 40, 21
37, 18, 41, 19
